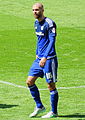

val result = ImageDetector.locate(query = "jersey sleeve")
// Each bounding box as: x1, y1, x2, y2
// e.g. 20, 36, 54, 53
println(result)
34, 21, 38, 56
43, 22, 57, 58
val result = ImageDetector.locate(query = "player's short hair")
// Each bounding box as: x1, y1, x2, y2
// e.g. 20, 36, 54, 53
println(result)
33, 3, 44, 10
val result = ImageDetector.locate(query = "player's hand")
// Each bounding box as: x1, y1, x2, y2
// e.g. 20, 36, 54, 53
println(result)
39, 57, 47, 67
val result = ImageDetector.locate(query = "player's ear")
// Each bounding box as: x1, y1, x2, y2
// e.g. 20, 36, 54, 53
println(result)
42, 9, 44, 13
41, 6, 44, 12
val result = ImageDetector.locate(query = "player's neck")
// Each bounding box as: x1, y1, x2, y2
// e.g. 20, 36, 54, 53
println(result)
38, 15, 45, 22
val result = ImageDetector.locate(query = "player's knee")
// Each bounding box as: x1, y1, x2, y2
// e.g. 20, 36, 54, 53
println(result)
26, 76, 37, 86
26, 78, 34, 86
47, 82, 56, 91
26, 80, 30, 86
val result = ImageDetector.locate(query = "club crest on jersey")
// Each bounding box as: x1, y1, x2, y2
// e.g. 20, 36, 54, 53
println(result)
41, 26, 44, 30
35, 26, 37, 29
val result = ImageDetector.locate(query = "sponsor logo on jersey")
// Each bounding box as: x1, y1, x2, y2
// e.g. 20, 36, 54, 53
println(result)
36, 32, 44, 36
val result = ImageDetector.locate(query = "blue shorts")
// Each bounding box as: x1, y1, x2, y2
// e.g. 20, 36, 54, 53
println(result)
28, 57, 58, 83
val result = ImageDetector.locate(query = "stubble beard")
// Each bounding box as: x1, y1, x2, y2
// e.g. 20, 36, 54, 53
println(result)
34, 13, 42, 20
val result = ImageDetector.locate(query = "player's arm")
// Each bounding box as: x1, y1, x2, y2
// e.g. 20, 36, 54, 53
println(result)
39, 33, 55, 67
39, 24, 56, 67
43, 24, 56, 58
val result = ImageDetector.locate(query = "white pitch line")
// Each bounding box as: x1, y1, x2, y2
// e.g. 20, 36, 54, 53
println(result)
0, 80, 85, 90
0, 80, 27, 89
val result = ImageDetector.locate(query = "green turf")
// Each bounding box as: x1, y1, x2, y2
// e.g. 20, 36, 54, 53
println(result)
0, 0, 85, 119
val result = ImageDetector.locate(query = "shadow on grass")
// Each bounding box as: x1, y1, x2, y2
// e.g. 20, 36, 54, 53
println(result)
0, 104, 19, 109
59, 113, 85, 118
31, 113, 85, 119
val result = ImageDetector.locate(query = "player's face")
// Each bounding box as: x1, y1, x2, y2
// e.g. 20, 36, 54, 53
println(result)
32, 5, 43, 19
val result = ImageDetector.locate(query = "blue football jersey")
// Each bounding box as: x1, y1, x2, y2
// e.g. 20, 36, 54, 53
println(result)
34, 17, 57, 59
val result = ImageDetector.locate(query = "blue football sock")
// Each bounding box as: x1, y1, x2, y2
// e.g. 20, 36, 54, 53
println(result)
50, 89, 59, 114
28, 84, 43, 108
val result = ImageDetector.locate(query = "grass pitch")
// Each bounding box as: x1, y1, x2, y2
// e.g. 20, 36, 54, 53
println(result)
0, 0, 85, 120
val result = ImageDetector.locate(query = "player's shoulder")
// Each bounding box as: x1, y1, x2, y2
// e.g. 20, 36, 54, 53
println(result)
45, 17, 56, 27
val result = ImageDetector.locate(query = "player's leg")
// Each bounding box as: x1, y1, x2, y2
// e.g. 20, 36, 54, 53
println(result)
42, 82, 58, 118
26, 76, 44, 109
48, 82, 58, 114
42, 57, 58, 118
27, 59, 45, 117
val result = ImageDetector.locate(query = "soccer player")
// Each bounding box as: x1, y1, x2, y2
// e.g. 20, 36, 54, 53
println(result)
26, 3, 59, 118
